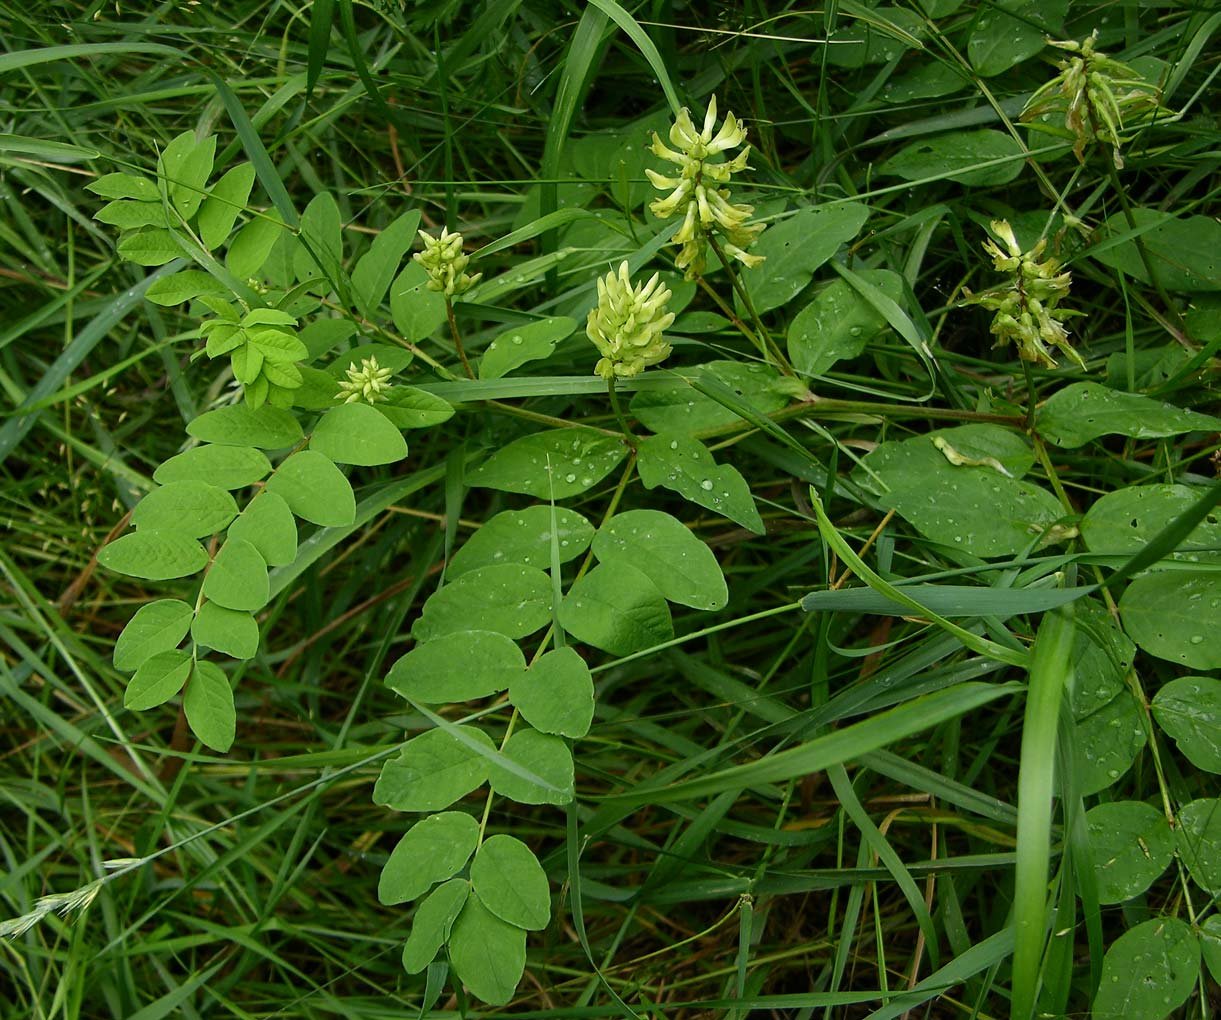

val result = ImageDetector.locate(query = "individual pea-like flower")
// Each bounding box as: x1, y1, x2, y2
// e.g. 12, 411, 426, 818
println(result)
586, 261, 676, 381
964, 220, 1085, 370
646, 95, 765, 278
336, 355, 394, 404
412, 226, 481, 298
1021, 31, 1163, 169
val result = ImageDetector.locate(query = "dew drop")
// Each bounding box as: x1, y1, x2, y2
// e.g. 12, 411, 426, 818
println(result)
700, 479, 714, 490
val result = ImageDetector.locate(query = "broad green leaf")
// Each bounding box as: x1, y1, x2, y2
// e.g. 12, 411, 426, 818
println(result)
131, 480, 237, 537
1092, 917, 1200, 1020
293, 192, 343, 284
636, 434, 764, 534
412, 564, 552, 643
378, 811, 479, 906
469, 835, 550, 930
98, 530, 208, 581
228, 491, 297, 566
94, 200, 169, 230
559, 560, 673, 656
823, 6, 925, 67
183, 660, 235, 752
881, 61, 963, 102
86, 172, 159, 201
466, 430, 627, 500
352, 210, 421, 317
740, 203, 871, 314
1119, 571, 1221, 670
226, 209, 284, 279
448, 506, 594, 578
1085, 801, 1174, 904
145, 270, 229, 306
1037, 382, 1220, 448
402, 879, 469, 974
118, 227, 180, 266
1152, 676, 1221, 773
231, 343, 263, 385
479, 316, 578, 380
198, 163, 255, 250
788, 270, 906, 377
301, 318, 358, 359
967, 0, 1066, 76
487, 728, 575, 806
448, 895, 526, 1007
880, 130, 1023, 186
509, 646, 594, 738
310, 401, 408, 466
629, 362, 791, 435
855, 434, 1064, 557
113, 599, 193, 672
1202, 915, 1221, 986
191, 602, 259, 660
326, 342, 413, 379
593, 509, 727, 610
247, 329, 308, 364
389, 262, 447, 341
373, 725, 495, 812
1092, 208, 1221, 292
154, 444, 271, 489
1081, 484, 1221, 565
266, 450, 355, 527
158, 131, 214, 218
201, 538, 270, 612
386, 630, 526, 703
292, 365, 340, 410
1176, 798, 1221, 894
377, 386, 455, 430
125, 650, 193, 710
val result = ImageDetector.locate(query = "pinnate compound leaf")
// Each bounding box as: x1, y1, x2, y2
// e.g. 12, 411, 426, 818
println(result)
448, 895, 526, 1007
560, 560, 673, 656
1085, 801, 1174, 904
629, 361, 790, 435
386, 630, 525, 703
373, 725, 495, 813
1151, 676, 1221, 773
154, 444, 271, 489
187, 404, 303, 449
412, 564, 552, 643
113, 599, 193, 672
228, 491, 297, 566
378, 811, 479, 906
479, 316, 577, 380
131, 480, 238, 537
448, 506, 594, 578
1037, 382, 1220, 449
376, 386, 455, 429
183, 660, 235, 752
352, 210, 421, 317
470, 835, 551, 930
201, 538, 270, 612
310, 402, 407, 466
1091, 916, 1200, 1020
488, 728, 574, 806
1176, 798, 1221, 894
125, 650, 193, 710
402, 879, 469, 974
1081, 484, 1221, 565
636, 434, 763, 534
98, 530, 208, 581
594, 509, 727, 610
197, 163, 255, 250
509, 646, 594, 738
191, 602, 259, 660
266, 450, 355, 526
740, 203, 871, 314
1119, 571, 1221, 670
466, 430, 627, 499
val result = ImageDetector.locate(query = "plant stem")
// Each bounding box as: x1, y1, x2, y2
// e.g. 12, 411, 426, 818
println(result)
1021, 359, 1037, 431
707, 233, 793, 375
606, 376, 637, 449
444, 296, 474, 378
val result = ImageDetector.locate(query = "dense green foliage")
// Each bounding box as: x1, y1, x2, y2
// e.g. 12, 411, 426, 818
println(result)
1, 1, 1218, 1017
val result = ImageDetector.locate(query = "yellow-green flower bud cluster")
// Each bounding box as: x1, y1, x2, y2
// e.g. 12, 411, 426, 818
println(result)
1022, 31, 1162, 169
646, 96, 765, 278
965, 220, 1085, 370
586, 261, 676, 381
413, 227, 481, 297
336, 355, 394, 405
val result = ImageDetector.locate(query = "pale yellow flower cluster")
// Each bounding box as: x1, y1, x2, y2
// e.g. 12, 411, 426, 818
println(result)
586, 262, 676, 381
336, 355, 394, 404
413, 227, 481, 297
